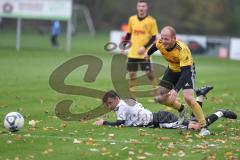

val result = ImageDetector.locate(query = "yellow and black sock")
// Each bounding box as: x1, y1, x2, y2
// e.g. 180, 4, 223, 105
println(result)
191, 101, 206, 127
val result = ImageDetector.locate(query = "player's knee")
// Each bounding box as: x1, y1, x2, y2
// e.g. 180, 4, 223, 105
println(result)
184, 96, 195, 106
129, 72, 137, 80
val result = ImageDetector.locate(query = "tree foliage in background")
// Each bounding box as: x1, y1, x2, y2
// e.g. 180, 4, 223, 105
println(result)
75, 0, 240, 36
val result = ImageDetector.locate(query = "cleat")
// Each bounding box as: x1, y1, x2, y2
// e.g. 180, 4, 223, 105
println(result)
218, 109, 237, 119
195, 85, 214, 97
199, 128, 210, 136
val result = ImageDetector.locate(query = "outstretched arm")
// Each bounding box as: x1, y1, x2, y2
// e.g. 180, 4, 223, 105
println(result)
144, 35, 156, 49
159, 121, 188, 129
147, 43, 158, 56
103, 120, 125, 126
144, 43, 158, 59
95, 119, 125, 126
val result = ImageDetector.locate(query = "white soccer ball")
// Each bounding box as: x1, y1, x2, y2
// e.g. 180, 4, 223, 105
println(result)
3, 112, 24, 132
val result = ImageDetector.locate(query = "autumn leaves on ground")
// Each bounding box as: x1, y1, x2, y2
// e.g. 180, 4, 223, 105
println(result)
0, 33, 239, 160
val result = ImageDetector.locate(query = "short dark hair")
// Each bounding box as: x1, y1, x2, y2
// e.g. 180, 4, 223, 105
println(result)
102, 90, 120, 104
161, 26, 176, 37
138, 0, 147, 3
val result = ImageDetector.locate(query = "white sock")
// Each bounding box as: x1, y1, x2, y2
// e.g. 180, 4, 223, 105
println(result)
214, 111, 224, 118
196, 95, 204, 102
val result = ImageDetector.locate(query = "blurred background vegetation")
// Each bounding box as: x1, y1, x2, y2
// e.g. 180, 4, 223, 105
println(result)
75, 0, 240, 36
1, 0, 240, 36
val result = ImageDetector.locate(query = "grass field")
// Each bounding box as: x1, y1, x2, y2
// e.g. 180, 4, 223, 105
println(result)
0, 31, 239, 160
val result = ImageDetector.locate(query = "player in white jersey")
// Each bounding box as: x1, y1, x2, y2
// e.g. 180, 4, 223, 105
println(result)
95, 88, 237, 135
112, 98, 153, 126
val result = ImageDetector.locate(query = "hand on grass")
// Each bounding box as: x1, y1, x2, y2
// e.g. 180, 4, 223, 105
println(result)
95, 119, 104, 126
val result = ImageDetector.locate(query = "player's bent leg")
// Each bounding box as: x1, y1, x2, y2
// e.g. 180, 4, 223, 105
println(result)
183, 89, 206, 128
217, 109, 237, 119
205, 109, 237, 128
191, 85, 214, 120
129, 71, 137, 99
154, 86, 181, 108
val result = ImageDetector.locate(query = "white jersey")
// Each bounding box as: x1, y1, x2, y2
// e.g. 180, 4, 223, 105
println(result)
114, 99, 153, 126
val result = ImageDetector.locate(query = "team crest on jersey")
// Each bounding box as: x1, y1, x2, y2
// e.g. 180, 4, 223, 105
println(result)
175, 44, 182, 51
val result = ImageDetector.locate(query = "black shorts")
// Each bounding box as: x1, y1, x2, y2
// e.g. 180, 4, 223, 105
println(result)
160, 64, 196, 90
127, 58, 152, 72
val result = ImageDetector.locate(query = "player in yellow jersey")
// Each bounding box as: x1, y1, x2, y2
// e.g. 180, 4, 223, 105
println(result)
145, 26, 210, 136
123, 0, 158, 99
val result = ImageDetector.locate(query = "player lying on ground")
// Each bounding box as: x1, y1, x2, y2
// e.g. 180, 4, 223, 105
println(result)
95, 87, 237, 135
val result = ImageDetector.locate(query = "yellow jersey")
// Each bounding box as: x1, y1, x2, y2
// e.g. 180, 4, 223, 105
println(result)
156, 40, 193, 72
128, 15, 158, 59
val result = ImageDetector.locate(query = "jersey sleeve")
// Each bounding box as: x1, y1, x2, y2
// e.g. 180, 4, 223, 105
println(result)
179, 46, 193, 67
160, 121, 187, 129
150, 19, 158, 35
127, 17, 132, 33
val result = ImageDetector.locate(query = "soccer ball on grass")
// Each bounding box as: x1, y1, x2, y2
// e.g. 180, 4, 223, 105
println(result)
3, 112, 24, 132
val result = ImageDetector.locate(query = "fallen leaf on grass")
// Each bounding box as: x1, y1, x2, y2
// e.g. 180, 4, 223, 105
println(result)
24, 134, 31, 137
224, 152, 232, 156
14, 135, 24, 141
26, 155, 34, 159
217, 124, 224, 128
42, 149, 54, 155
214, 139, 226, 143
100, 147, 111, 156
136, 156, 147, 160
128, 151, 135, 156
160, 137, 171, 140
139, 132, 150, 136
27, 155, 35, 160
43, 127, 54, 131
162, 153, 169, 158
144, 152, 153, 156
85, 138, 96, 145
186, 138, 193, 143
90, 148, 99, 152
39, 97, 44, 104
168, 142, 175, 148
60, 123, 67, 128
177, 150, 185, 158
7, 140, 12, 144
194, 134, 204, 139
195, 144, 208, 149
108, 133, 114, 137
15, 156, 20, 160
73, 139, 82, 144
28, 120, 40, 127
203, 154, 216, 160
121, 147, 128, 150
130, 139, 140, 145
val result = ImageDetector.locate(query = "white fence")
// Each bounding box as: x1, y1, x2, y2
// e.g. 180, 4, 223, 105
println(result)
110, 30, 240, 60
